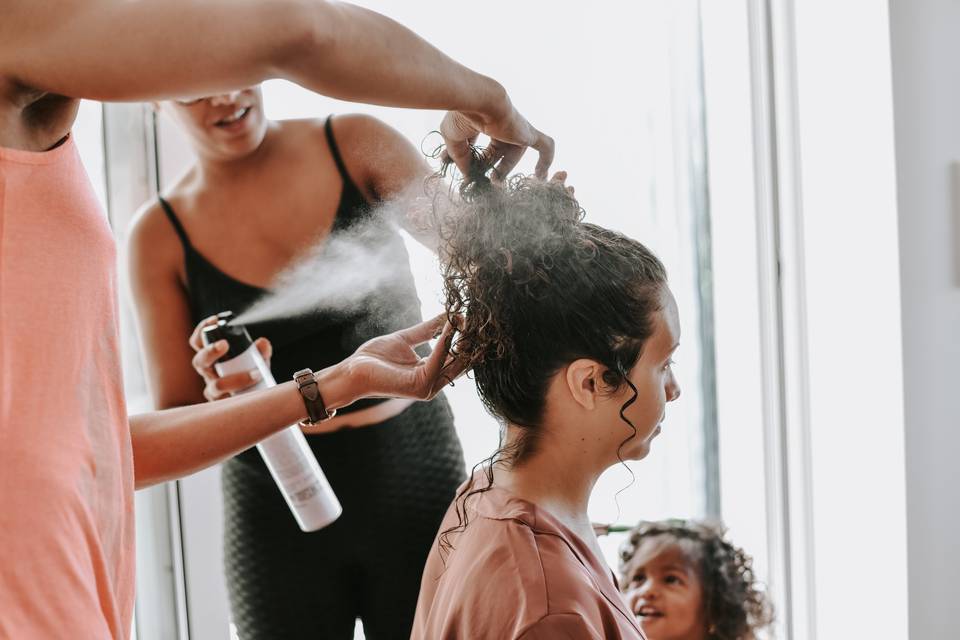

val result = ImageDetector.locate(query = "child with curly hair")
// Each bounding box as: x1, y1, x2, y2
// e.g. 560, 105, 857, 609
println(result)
618, 520, 774, 640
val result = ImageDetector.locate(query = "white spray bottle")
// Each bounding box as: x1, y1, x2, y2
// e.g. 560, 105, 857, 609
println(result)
202, 311, 341, 532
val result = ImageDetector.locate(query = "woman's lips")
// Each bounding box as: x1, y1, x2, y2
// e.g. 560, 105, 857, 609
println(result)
213, 106, 252, 130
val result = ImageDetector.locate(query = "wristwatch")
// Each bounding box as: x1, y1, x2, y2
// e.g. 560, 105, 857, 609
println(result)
293, 368, 335, 425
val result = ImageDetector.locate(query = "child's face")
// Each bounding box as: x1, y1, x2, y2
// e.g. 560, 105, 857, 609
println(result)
620, 538, 708, 640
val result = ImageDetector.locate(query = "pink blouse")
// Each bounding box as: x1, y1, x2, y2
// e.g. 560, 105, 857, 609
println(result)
412, 481, 645, 639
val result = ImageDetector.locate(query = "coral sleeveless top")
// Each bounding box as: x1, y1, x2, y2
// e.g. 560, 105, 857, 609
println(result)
0, 136, 134, 638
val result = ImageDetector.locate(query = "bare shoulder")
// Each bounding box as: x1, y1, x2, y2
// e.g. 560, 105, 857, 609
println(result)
327, 112, 409, 148
126, 196, 184, 279
127, 199, 167, 254
275, 113, 395, 145
270, 117, 328, 147
329, 113, 428, 199
128, 164, 196, 247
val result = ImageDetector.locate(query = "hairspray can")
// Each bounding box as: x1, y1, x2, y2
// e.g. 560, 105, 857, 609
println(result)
201, 311, 341, 531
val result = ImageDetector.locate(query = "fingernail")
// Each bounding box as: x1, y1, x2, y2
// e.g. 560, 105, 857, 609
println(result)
250, 369, 262, 382
216, 340, 228, 350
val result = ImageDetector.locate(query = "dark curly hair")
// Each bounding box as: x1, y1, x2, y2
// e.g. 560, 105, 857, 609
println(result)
432, 173, 669, 557
618, 520, 774, 640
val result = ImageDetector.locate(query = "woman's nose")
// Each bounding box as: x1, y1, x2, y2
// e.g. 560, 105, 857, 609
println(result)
666, 374, 681, 403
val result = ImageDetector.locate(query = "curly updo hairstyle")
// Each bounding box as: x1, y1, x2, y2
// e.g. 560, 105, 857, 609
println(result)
434, 174, 668, 555
618, 520, 774, 640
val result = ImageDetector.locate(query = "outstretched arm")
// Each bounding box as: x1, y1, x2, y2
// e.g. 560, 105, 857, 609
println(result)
4, 0, 488, 108
2, 0, 552, 175
129, 314, 459, 488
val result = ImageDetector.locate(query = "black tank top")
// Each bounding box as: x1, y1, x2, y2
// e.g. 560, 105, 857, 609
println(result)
158, 116, 424, 417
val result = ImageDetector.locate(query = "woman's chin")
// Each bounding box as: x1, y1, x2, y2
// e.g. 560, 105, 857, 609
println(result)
622, 441, 652, 462
622, 425, 662, 461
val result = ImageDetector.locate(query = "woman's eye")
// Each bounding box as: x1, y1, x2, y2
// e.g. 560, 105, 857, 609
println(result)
663, 359, 675, 372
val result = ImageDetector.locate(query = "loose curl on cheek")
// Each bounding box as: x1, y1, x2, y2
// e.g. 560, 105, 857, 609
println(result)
425, 156, 668, 559
615, 370, 640, 458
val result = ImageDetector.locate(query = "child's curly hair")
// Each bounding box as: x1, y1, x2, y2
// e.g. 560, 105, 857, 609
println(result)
619, 520, 774, 640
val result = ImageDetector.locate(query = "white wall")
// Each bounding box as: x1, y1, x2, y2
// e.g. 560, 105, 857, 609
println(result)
888, 2, 960, 638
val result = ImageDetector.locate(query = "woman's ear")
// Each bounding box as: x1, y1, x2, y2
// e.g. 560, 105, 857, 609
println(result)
564, 359, 603, 410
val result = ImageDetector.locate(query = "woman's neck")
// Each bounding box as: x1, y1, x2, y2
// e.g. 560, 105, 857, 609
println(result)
196, 121, 280, 185
493, 429, 603, 533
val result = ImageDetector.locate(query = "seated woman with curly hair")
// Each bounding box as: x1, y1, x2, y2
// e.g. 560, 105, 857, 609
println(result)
618, 520, 774, 640
411, 174, 682, 639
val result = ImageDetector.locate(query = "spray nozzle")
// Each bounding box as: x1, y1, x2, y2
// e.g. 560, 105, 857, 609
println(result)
201, 310, 253, 362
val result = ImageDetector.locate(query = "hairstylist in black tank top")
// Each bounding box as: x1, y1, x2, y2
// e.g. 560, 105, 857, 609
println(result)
128, 87, 466, 640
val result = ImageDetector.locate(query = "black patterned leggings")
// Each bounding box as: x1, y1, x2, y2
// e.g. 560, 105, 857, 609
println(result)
221, 396, 466, 639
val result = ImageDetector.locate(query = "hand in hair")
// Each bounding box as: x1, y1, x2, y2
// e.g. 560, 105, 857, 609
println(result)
344, 313, 466, 403
440, 98, 554, 182
549, 170, 575, 196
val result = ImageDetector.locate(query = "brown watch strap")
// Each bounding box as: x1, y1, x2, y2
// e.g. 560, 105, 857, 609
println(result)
294, 368, 335, 425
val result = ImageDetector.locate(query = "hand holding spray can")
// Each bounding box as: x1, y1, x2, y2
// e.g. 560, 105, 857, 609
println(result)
201, 311, 341, 532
